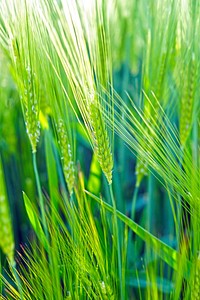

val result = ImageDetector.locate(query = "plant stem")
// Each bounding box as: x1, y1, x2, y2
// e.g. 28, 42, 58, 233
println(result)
177, 152, 184, 250
109, 184, 124, 300
147, 172, 154, 233
127, 185, 139, 266
192, 115, 199, 255
146, 172, 154, 260
131, 185, 139, 221
32, 152, 49, 240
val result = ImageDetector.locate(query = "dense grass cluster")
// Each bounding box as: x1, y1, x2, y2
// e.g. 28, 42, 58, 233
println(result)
0, 0, 200, 299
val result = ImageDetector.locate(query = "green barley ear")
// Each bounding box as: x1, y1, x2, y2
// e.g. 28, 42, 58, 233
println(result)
90, 102, 113, 184
134, 0, 178, 187
11, 37, 41, 153
191, 254, 200, 299
179, 53, 196, 147
0, 1, 41, 153
135, 100, 154, 187
22, 65, 40, 153
0, 155, 14, 265
35, 0, 113, 185
99, 280, 115, 300
56, 118, 75, 195
135, 156, 148, 187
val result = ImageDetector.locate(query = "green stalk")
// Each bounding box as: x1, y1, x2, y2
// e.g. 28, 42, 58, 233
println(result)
192, 115, 199, 255
131, 185, 139, 221
0, 257, 2, 295
119, 38, 131, 215
109, 184, 124, 300
32, 153, 48, 240
146, 171, 156, 261
176, 152, 184, 250
122, 225, 128, 300
44, 130, 59, 221
147, 172, 154, 233
127, 185, 139, 265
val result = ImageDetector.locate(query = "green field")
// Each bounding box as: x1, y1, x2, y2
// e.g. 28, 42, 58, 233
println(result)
0, 0, 200, 299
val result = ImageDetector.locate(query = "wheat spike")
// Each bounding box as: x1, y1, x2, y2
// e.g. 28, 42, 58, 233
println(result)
56, 119, 75, 195
191, 255, 200, 299
23, 66, 40, 153
180, 53, 196, 147
135, 157, 148, 187
10, 37, 41, 153
0, 156, 15, 264
90, 102, 113, 185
